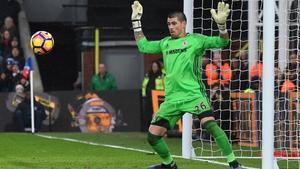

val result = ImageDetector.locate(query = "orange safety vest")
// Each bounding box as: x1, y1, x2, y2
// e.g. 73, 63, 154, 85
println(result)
220, 63, 232, 86
205, 63, 218, 86
250, 63, 263, 79
280, 80, 296, 93
205, 63, 232, 86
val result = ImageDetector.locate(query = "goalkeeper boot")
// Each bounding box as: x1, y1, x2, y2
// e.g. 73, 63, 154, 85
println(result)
229, 160, 242, 169
148, 161, 177, 169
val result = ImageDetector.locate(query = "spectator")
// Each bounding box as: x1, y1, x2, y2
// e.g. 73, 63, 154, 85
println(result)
4, 57, 14, 70
18, 76, 30, 92
205, 51, 232, 89
9, 47, 24, 69
220, 62, 232, 88
250, 60, 263, 80
1, 37, 19, 61
141, 60, 164, 131
3, 58, 14, 91
10, 36, 19, 48
280, 76, 296, 93
90, 63, 117, 91
14, 92, 46, 132
10, 62, 22, 88
280, 53, 299, 93
0, 16, 17, 38
249, 58, 263, 91
142, 60, 165, 97
0, 30, 12, 58
288, 52, 298, 66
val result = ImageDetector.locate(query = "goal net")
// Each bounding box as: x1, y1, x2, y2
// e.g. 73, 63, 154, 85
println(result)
184, 0, 300, 168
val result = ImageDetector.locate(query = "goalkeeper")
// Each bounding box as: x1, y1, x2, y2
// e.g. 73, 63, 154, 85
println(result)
131, 1, 241, 169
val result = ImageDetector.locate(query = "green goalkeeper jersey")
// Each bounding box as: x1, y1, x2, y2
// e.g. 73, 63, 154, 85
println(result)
137, 33, 229, 102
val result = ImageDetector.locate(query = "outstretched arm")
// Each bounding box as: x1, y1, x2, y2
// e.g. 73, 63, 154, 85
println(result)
131, 1, 145, 41
131, 1, 162, 54
210, 2, 231, 40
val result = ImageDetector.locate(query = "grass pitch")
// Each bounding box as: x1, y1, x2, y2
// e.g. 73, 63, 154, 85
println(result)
0, 132, 297, 169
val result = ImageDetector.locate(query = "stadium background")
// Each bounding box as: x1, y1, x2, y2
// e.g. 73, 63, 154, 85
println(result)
26, 0, 182, 91
0, 0, 184, 132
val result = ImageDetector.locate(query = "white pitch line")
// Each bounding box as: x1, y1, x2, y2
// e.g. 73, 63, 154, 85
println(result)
36, 134, 155, 154
35, 134, 259, 169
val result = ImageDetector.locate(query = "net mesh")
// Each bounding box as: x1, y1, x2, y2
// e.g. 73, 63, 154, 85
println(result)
190, 0, 300, 167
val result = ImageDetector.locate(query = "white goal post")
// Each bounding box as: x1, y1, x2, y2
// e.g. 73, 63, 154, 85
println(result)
262, 0, 275, 168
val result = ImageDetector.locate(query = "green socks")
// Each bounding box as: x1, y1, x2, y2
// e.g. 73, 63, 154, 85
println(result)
203, 120, 236, 163
147, 132, 173, 165
146, 121, 236, 164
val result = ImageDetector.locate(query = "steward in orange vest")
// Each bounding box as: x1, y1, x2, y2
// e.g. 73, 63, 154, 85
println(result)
205, 62, 232, 88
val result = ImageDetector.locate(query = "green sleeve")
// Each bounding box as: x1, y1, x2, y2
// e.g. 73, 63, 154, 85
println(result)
137, 37, 162, 54
200, 34, 229, 49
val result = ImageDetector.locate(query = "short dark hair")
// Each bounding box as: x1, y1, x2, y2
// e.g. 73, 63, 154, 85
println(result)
167, 11, 187, 22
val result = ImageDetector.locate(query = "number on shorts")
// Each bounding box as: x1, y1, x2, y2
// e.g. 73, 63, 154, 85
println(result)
195, 102, 207, 112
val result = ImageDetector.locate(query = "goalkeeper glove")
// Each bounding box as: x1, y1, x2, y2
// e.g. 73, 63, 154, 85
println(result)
131, 1, 143, 32
210, 2, 230, 34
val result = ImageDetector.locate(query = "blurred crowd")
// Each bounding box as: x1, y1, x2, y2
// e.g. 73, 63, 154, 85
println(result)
201, 50, 300, 136
0, 15, 29, 93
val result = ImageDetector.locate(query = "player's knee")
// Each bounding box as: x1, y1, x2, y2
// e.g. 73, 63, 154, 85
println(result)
151, 118, 170, 130
202, 120, 226, 138
197, 110, 215, 124
147, 132, 162, 146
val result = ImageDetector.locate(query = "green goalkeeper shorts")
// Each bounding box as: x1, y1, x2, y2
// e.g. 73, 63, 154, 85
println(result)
151, 97, 213, 129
